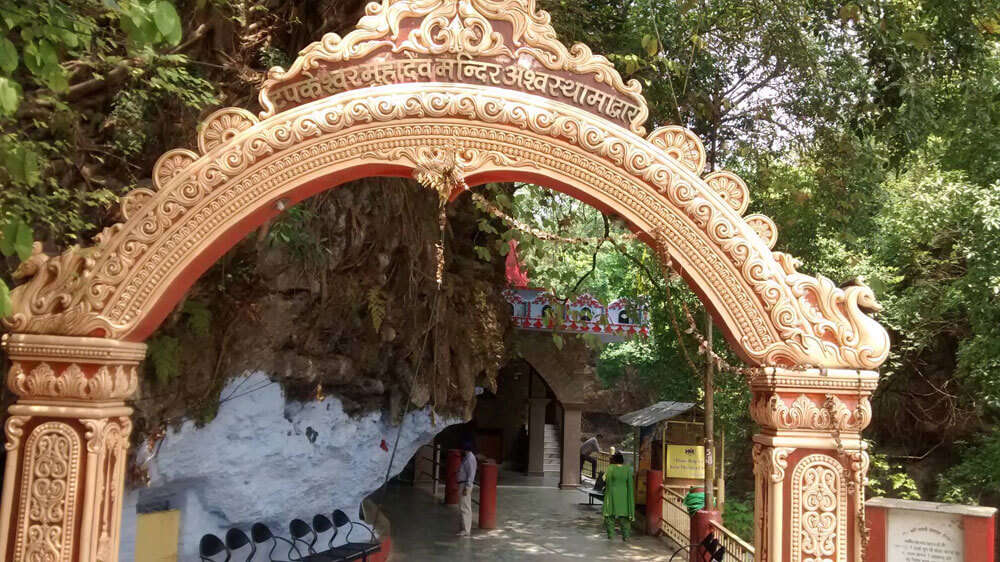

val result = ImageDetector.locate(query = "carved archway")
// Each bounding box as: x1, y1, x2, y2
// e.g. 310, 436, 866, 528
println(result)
0, 1, 887, 561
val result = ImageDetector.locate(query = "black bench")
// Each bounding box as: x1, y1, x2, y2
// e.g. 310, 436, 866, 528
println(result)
200, 509, 381, 562
579, 472, 606, 505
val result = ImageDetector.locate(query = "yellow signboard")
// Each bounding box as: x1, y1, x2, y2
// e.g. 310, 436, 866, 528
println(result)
666, 445, 705, 479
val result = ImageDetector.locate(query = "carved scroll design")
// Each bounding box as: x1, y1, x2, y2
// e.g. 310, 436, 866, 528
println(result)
13, 422, 82, 562
82, 417, 133, 562
753, 444, 793, 483
750, 393, 872, 432
258, 0, 649, 134
5, 416, 28, 453
3, 84, 890, 370
790, 454, 848, 562
7, 362, 138, 401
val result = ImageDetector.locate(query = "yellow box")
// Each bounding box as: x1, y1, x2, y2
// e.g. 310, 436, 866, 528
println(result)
666, 445, 705, 479
135, 510, 180, 562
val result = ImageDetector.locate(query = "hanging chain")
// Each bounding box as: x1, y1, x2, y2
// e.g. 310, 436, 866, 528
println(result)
824, 373, 870, 562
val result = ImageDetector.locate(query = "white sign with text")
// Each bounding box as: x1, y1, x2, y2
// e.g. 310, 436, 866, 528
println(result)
887, 509, 964, 562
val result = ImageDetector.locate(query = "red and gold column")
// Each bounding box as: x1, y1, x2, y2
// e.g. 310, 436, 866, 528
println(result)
0, 333, 145, 562
750, 367, 877, 562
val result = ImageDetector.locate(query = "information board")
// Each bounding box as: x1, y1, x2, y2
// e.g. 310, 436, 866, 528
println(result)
887, 508, 964, 562
666, 445, 705, 479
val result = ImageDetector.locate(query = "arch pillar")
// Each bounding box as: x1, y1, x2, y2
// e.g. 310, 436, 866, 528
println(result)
0, 333, 145, 562
558, 402, 584, 490
749, 368, 877, 562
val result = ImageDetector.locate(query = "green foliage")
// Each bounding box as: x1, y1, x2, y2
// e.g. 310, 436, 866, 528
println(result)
0, 0, 216, 270
531, 0, 1000, 507
867, 448, 921, 500
107, 55, 218, 156
936, 433, 1000, 505
722, 498, 754, 543
0, 217, 33, 318
268, 204, 326, 263
182, 299, 213, 339
147, 335, 180, 384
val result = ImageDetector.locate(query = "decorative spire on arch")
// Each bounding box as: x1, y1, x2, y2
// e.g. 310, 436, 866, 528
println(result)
257, 0, 650, 135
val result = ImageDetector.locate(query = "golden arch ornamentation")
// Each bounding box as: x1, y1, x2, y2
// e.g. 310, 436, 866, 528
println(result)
0, 2, 888, 560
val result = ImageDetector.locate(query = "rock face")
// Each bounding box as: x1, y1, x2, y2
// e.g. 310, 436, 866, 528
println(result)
122, 372, 458, 559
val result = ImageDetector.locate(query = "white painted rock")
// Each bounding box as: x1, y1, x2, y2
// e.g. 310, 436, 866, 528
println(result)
124, 371, 455, 559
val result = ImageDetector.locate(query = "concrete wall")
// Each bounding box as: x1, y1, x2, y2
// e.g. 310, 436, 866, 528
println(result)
122, 371, 457, 560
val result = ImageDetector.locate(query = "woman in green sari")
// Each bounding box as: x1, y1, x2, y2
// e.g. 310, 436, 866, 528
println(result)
602, 452, 634, 541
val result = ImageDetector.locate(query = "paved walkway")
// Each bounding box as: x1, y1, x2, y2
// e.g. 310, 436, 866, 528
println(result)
381, 476, 682, 561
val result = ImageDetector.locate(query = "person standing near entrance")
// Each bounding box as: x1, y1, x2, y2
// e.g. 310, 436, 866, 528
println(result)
580, 434, 601, 478
602, 452, 634, 541
456, 439, 478, 537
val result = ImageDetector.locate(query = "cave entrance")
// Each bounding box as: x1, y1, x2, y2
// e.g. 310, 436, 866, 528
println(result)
441, 357, 566, 488
0, 1, 890, 560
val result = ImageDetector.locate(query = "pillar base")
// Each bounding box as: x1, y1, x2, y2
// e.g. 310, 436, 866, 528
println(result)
691, 510, 722, 562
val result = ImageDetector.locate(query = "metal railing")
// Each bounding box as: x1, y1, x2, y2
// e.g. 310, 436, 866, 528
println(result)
709, 520, 754, 562
660, 488, 755, 562
415, 443, 442, 498
660, 487, 691, 548
414, 444, 482, 505
581, 450, 611, 481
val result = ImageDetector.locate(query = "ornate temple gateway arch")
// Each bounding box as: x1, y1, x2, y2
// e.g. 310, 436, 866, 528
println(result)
0, 1, 889, 560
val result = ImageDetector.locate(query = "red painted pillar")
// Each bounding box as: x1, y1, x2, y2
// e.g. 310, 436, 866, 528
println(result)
478, 461, 499, 529
964, 513, 996, 562
690, 509, 721, 562
865, 505, 888, 562
445, 449, 461, 505
646, 469, 663, 536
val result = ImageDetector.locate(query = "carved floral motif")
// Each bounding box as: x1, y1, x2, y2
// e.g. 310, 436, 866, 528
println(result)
120, 188, 156, 221
4, 415, 28, 453
82, 417, 132, 562
7, 362, 138, 401
152, 149, 198, 190
704, 171, 749, 215
750, 393, 872, 432
745, 213, 778, 249
646, 125, 706, 175
753, 444, 793, 483
14, 422, 81, 562
197, 107, 258, 154
791, 454, 847, 562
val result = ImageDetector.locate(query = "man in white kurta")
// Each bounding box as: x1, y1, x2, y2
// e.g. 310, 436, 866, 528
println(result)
456, 441, 478, 536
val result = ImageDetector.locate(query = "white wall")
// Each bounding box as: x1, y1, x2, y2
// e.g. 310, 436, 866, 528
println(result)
122, 371, 456, 560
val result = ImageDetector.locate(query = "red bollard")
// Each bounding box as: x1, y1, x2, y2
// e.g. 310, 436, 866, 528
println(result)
445, 449, 461, 505
478, 461, 499, 529
690, 509, 722, 562
646, 469, 663, 536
